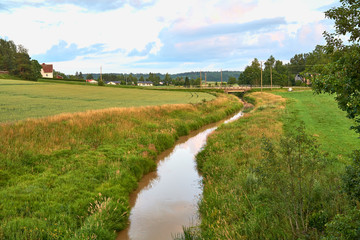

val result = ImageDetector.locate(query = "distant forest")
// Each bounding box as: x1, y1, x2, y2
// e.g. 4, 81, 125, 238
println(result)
87, 71, 242, 82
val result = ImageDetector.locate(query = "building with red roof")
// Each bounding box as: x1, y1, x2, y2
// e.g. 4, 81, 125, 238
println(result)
41, 63, 53, 78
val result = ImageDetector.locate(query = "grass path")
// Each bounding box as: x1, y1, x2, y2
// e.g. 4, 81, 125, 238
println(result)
275, 90, 359, 159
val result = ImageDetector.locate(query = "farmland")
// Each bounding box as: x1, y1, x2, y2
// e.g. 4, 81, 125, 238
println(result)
0, 80, 242, 239
0, 79, 215, 122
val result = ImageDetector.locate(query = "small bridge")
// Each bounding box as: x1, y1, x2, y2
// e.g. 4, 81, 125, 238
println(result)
201, 86, 252, 93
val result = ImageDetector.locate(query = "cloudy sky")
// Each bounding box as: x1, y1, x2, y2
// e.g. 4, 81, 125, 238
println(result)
0, 0, 339, 74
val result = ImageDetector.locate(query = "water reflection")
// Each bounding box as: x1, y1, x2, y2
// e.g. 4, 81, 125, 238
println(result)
117, 111, 243, 240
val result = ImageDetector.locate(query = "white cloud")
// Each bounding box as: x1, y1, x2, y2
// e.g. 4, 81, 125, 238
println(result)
0, 0, 338, 74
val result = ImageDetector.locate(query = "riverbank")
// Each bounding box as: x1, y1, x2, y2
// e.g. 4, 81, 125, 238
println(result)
0, 94, 242, 239
192, 91, 359, 239
117, 110, 244, 240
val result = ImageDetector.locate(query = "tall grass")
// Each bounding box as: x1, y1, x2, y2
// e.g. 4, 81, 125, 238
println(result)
194, 92, 354, 239
0, 94, 242, 240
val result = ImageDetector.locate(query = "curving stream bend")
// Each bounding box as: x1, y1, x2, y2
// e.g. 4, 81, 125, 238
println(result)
117, 111, 243, 240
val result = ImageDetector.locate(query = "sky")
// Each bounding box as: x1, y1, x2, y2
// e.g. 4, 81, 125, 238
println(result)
0, 0, 339, 74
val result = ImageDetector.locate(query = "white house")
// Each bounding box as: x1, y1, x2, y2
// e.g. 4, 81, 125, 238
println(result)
138, 81, 153, 86
41, 63, 53, 78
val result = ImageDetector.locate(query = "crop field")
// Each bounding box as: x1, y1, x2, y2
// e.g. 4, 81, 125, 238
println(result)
0, 79, 215, 122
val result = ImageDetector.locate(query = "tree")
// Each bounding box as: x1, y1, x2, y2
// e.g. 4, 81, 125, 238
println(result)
138, 76, 144, 85
312, 2, 360, 237
0, 39, 43, 80
313, 0, 360, 134
238, 58, 261, 85
54, 69, 67, 79
325, 0, 360, 43
264, 55, 275, 70
259, 125, 325, 238
86, 74, 94, 80
127, 74, 137, 85
289, 53, 307, 75
184, 77, 190, 87
147, 72, 161, 85
227, 76, 237, 85
164, 73, 172, 86
27, 60, 42, 80
0, 39, 17, 73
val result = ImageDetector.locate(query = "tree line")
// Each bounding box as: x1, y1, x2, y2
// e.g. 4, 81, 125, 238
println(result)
239, 45, 330, 87
0, 39, 42, 80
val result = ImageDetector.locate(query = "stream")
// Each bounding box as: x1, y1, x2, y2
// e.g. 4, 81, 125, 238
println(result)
117, 111, 243, 240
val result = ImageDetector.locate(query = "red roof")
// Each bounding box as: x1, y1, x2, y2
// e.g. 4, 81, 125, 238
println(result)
42, 63, 53, 73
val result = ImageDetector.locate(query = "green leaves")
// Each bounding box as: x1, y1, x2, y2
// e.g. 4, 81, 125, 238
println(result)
313, 44, 360, 134
0, 38, 41, 81
325, 0, 360, 43
258, 124, 326, 237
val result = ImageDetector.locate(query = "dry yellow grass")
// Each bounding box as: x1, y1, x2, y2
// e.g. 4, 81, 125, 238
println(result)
238, 92, 286, 161
196, 92, 287, 239
0, 94, 235, 157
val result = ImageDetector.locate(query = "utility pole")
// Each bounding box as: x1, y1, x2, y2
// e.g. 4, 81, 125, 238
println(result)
200, 70, 202, 88
260, 61, 262, 92
205, 73, 207, 86
100, 66, 103, 83
270, 66, 273, 90
221, 69, 223, 88
260, 62, 263, 92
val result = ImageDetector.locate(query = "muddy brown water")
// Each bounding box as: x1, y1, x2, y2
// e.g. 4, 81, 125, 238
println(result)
117, 111, 243, 240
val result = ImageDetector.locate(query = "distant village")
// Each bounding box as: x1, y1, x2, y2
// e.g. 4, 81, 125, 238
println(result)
40, 62, 312, 87
40, 63, 155, 86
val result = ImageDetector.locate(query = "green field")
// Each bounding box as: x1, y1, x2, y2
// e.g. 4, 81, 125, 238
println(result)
275, 90, 359, 158
0, 79, 215, 122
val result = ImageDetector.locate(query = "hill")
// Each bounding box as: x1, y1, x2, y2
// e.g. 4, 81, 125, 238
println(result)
87, 71, 242, 82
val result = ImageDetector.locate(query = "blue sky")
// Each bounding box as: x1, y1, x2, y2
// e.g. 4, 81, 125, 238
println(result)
0, 0, 339, 74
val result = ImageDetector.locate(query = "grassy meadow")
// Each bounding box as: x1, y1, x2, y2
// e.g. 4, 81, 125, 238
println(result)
0, 79, 215, 122
187, 91, 360, 239
0, 86, 242, 239
275, 90, 359, 159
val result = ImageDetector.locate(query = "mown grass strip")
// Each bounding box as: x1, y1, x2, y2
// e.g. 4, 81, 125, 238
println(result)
0, 94, 242, 240
275, 90, 359, 160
